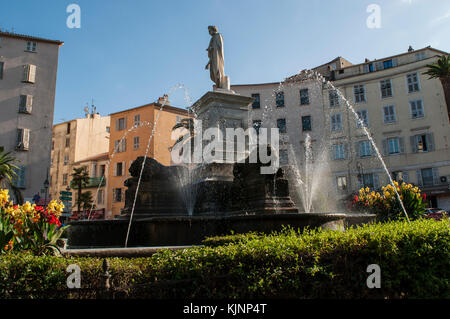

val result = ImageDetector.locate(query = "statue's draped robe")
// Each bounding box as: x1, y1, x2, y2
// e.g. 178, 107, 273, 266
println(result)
207, 33, 225, 88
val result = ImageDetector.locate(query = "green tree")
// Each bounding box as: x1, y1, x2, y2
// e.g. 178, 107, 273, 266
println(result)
75, 191, 96, 220
70, 167, 89, 217
423, 54, 450, 120
170, 118, 195, 155
0, 147, 23, 204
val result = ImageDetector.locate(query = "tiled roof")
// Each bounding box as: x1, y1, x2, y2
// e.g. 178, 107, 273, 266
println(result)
0, 30, 63, 45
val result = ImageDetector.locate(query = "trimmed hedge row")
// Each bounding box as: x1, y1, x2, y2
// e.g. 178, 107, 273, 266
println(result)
0, 219, 449, 299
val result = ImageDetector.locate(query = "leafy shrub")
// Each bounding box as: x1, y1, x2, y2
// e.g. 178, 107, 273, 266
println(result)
352, 182, 426, 221
0, 219, 448, 299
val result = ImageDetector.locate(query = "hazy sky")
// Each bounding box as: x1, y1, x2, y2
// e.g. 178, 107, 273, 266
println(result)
2, 0, 449, 123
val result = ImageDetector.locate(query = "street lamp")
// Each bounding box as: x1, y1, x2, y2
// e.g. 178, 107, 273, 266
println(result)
43, 172, 49, 205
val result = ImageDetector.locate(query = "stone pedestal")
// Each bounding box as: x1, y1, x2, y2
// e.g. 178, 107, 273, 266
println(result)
191, 90, 254, 215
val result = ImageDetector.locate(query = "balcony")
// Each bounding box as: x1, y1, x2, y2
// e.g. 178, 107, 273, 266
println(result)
71, 177, 106, 189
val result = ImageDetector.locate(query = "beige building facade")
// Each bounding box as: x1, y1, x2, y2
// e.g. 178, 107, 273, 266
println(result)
232, 46, 450, 211
0, 31, 63, 201
49, 112, 110, 212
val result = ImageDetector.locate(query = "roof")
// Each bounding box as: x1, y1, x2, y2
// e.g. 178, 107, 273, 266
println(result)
0, 30, 64, 46
109, 102, 191, 117
338, 46, 448, 71
74, 152, 109, 164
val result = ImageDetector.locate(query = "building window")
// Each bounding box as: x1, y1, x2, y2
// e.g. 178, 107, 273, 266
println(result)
420, 168, 434, 187
115, 162, 123, 177
100, 165, 106, 177
410, 99, 424, 119
384, 137, 405, 155
336, 176, 347, 191
65, 137, 70, 148
383, 59, 393, 69
116, 117, 126, 131
19, 95, 33, 114
359, 141, 372, 157
380, 79, 393, 98
106, 126, 110, 133
67, 123, 71, 134
113, 188, 123, 202
26, 41, 37, 52
416, 51, 426, 61
392, 171, 408, 183
63, 154, 69, 165
176, 116, 182, 123
115, 139, 126, 153
383, 105, 396, 123
22, 64, 36, 83
16, 128, 30, 151
252, 120, 262, 134
13, 166, 27, 189
358, 173, 378, 189
251, 93, 260, 109
0, 61, 4, 79
133, 136, 140, 150
277, 119, 287, 133
411, 133, 434, 153
275, 92, 285, 107
329, 90, 340, 107
353, 85, 366, 103
333, 143, 346, 160
97, 189, 104, 205
300, 89, 309, 105
364, 63, 374, 73
301, 116, 312, 131
134, 114, 140, 127
52, 140, 54, 150
356, 110, 369, 128
279, 149, 289, 165
330, 113, 342, 131
407, 73, 420, 93
62, 174, 68, 186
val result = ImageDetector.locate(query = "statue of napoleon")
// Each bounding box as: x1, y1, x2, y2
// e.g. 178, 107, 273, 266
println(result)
205, 25, 230, 90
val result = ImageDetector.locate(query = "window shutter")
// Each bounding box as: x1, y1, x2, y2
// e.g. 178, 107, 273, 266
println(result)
20, 166, 27, 188
392, 58, 398, 67
357, 175, 363, 189
382, 139, 388, 156
28, 65, 36, 83
410, 136, 417, 153
399, 137, 405, 154
115, 119, 119, 131
23, 129, 30, 150
114, 163, 117, 177
376, 61, 384, 71
23, 65, 29, 82
416, 170, 423, 187
402, 171, 409, 184
122, 162, 126, 176
19, 95, 27, 112
432, 168, 439, 186
354, 142, 360, 158
26, 95, 33, 113
124, 117, 127, 129
426, 133, 435, 151
373, 174, 380, 189
344, 143, 349, 159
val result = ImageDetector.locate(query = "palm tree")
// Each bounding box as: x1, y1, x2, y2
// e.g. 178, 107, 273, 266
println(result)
70, 167, 90, 217
0, 147, 23, 204
169, 118, 195, 154
424, 55, 450, 120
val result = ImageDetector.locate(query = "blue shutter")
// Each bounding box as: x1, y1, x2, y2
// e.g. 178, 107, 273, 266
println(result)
416, 170, 423, 187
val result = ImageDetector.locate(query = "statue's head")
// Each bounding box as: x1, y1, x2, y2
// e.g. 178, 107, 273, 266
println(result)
208, 25, 218, 35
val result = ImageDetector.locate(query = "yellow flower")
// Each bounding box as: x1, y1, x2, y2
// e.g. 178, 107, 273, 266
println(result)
365, 187, 370, 193
0, 189, 9, 207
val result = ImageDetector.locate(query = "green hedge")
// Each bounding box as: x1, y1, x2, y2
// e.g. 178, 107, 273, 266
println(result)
0, 219, 449, 299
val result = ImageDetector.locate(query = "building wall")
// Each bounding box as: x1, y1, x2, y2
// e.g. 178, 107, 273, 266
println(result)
49, 114, 110, 209
107, 103, 190, 218
0, 33, 62, 200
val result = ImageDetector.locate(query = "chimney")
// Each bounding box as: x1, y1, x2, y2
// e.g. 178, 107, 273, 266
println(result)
157, 94, 170, 106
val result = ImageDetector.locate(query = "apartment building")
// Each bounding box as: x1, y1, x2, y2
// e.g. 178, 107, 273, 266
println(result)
49, 112, 110, 211
71, 152, 109, 219
0, 31, 63, 201
324, 46, 450, 210
232, 46, 450, 210
108, 96, 190, 218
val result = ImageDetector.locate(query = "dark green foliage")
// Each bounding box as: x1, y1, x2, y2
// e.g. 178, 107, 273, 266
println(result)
0, 219, 448, 299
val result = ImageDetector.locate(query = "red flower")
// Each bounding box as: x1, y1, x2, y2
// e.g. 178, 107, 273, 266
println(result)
422, 193, 427, 200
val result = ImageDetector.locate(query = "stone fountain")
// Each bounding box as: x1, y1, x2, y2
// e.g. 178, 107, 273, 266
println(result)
67, 26, 375, 249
